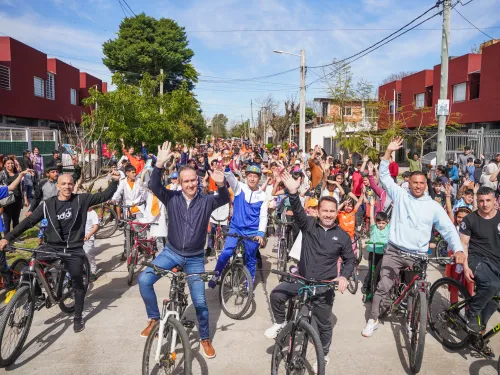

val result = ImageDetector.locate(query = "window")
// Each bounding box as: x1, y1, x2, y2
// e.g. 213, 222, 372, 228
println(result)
34, 77, 44, 97
46, 72, 55, 100
0, 65, 10, 90
343, 107, 352, 116
426, 86, 433, 107
453, 82, 466, 103
388, 100, 395, 114
321, 102, 329, 118
396, 93, 402, 111
415, 93, 425, 109
70, 88, 77, 105
366, 107, 378, 119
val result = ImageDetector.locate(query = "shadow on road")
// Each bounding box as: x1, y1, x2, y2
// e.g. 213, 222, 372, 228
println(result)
469, 358, 497, 375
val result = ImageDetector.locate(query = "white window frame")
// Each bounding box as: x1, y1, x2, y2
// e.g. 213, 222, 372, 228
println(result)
388, 100, 395, 114
46, 72, 55, 100
343, 107, 352, 116
415, 93, 425, 109
0, 65, 10, 90
453, 82, 466, 103
70, 88, 77, 105
34, 77, 44, 97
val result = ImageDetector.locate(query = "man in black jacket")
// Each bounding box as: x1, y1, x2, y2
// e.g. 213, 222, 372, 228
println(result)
138, 141, 229, 359
264, 169, 353, 370
0, 171, 120, 333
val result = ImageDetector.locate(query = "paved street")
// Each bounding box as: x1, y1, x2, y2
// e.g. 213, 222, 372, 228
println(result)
1, 229, 499, 375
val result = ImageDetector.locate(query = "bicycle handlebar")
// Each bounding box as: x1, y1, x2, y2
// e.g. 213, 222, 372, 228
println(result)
366, 241, 386, 245
225, 233, 260, 243
141, 262, 219, 278
5, 245, 72, 257
210, 216, 229, 223
271, 269, 338, 286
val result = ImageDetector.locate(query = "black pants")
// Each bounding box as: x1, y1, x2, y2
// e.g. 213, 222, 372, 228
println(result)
270, 281, 334, 356
3, 197, 23, 235
363, 252, 384, 292
61, 249, 86, 318
468, 255, 500, 325
0, 233, 14, 290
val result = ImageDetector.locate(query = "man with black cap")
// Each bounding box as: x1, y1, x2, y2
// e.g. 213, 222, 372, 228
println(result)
46, 149, 62, 173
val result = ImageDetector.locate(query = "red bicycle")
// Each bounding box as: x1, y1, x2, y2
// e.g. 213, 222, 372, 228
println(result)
127, 221, 158, 286
0, 258, 29, 290
210, 216, 228, 261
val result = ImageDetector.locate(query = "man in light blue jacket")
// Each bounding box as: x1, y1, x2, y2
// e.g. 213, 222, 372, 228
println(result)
362, 137, 464, 338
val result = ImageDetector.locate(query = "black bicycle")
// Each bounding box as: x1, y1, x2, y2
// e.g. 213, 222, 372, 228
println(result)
218, 233, 256, 320
0, 245, 90, 367
141, 261, 217, 375
270, 269, 338, 375
273, 214, 295, 281
429, 276, 500, 359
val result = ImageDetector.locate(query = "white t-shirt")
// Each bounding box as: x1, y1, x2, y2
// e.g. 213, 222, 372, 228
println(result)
85, 210, 99, 241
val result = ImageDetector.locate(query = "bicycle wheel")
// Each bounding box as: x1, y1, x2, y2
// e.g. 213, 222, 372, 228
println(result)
216, 236, 225, 261
347, 267, 359, 295
0, 286, 35, 367
142, 318, 192, 375
277, 238, 288, 281
95, 205, 118, 239
428, 277, 470, 349
357, 236, 363, 264
127, 246, 137, 286
434, 240, 448, 266
59, 257, 91, 314
271, 319, 325, 375
409, 290, 427, 374
10, 259, 28, 284
219, 264, 253, 320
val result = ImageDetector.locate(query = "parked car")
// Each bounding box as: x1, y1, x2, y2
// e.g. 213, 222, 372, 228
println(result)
421, 150, 462, 168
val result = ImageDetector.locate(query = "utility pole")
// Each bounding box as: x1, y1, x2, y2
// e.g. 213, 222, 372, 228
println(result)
159, 68, 164, 114
437, 0, 451, 166
299, 50, 306, 151
250, 99, 254, 132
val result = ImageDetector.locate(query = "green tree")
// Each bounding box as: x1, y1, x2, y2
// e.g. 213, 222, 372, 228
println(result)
82, 73, 208, 151
294, 107, 316, 124
211, 114, 228, 139
229, 120, 250, 138
102, 14, 198, 92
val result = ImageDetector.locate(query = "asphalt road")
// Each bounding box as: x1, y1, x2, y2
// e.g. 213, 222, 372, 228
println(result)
0, 227, 499, 375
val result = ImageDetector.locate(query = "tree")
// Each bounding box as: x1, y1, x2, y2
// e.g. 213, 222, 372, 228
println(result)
229, 120, 250, 138
211, 114, 228, 139
380, 70, 416, 85
294, 107, 316, 124
82, 73, 208, 152
102, 14, 198, 92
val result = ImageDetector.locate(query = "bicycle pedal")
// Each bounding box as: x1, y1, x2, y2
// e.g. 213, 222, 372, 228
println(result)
182, 319, 195, 329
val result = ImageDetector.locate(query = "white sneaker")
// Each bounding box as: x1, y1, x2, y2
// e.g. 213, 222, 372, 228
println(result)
362, 319, 379, 337
313, 356, 330, 374
264, 322, 286, 339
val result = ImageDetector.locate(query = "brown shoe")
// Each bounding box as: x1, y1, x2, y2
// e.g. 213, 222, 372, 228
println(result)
140, 319, 157, 338
201, 339, 216, 359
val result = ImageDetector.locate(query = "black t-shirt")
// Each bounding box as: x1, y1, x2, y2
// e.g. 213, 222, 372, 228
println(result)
5, 173, 21, 197
55, 199, 74, 239
459, 210, 500, 268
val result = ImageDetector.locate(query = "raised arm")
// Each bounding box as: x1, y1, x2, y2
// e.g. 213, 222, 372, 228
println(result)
380, 137, 404, 202
444, 183, 454, 222
491, 166, 500, 183
280, 170, 310, 231
86, 179, 119, 207
369, 197, 376, 226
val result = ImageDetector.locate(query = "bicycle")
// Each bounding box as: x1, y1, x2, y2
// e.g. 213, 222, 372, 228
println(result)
93, 199, 119, 240
376, 251, 451, 373
210, 216, 228, 261
126, 221, 158, 286
117, 201, 145, 264
270, 269, 338, 375
428, 276, 500, 359
353, 232, 364, 265
361, 241, 385, 303
0, 245, 90, 367
273, 214, 295, 281
218, 233, 256, 319
0, 258, 28, 291
141, 261, 217, 375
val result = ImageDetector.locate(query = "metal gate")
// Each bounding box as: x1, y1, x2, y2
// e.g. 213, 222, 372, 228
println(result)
446, 128, 500, 160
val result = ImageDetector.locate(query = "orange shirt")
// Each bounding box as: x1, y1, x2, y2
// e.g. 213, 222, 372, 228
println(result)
338, 209, 357, 239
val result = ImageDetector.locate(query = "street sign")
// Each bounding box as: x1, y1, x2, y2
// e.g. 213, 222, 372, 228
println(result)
437, 99, 450, 116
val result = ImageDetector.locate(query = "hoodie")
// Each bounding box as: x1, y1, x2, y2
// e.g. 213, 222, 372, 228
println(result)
379, 159, 463, 254
480, 162, 498, 189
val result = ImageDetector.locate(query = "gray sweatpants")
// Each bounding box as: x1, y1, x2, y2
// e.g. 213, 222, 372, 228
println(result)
83, 239, 97, 274
370, 245, 416, 320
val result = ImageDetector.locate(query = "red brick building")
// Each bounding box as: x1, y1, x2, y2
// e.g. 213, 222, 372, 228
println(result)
378, 39, 500, 131
0, 36, 107, 128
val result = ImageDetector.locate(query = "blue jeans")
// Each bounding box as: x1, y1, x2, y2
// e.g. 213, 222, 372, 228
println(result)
213, 233, 260, 281
138, 246, 209, 340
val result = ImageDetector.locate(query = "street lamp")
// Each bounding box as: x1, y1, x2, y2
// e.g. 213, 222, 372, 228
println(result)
273, 49, 306, 151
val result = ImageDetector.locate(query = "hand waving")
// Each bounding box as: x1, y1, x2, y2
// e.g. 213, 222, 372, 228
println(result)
280, 170, 300, 194
156, 141, 172, 169
209, 163, 225, 187
387, 137, 404, 152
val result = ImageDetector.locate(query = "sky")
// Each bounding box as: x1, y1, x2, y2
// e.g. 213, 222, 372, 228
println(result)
1, 0, 499, 125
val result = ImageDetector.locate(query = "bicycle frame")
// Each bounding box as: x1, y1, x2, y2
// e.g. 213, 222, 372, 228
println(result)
155, 310, 180, 363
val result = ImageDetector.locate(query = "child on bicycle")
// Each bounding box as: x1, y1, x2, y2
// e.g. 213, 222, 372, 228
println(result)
337, 195, 364, 272
362, 197, 389, 295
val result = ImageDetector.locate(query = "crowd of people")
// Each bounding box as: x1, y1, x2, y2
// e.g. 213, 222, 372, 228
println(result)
0, 135, 499, 370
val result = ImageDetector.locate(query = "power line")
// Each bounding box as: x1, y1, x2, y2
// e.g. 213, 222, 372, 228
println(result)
116, 0, 129, 18
308, 2, 441, 69
120, 0, 136, 17
453, 7, 494, 39
185, 26, 500, 33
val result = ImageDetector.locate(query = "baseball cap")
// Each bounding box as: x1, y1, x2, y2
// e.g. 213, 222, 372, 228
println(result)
306, 198, 318, 208
170, 172, 179, 179
295, 160, 301, 165
246, 165, 262, 175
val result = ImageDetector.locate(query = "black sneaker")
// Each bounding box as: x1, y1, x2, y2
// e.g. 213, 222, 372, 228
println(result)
120, 251, 127, 261
90, 273, 98, 282
257, 257, 263, 269
74, 316, 85, 333
466, 312, 482, 333
205, 247, 212, 257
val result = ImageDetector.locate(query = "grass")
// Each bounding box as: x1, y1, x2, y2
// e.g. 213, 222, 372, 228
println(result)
6, 226, 39, 263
